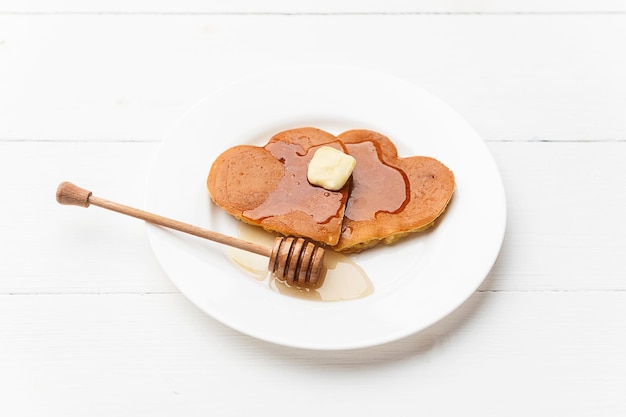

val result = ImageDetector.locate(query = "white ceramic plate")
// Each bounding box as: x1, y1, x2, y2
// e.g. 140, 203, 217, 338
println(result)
145, 65, 506, 350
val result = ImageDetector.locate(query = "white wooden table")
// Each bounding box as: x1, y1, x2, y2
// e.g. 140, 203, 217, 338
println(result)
2, 2, 625, 415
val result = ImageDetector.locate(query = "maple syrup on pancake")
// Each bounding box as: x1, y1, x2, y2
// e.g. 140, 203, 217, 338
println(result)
242, 141, 347, 224
229, 223, 373, 302
343, 141, 410, 221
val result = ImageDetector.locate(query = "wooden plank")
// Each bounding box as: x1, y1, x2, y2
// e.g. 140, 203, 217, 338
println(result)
1, 0, 626, 14
1, 14, 626, 142
1, 141, 624, 293
0, 141, 177, 294
2, 291, 625, 415
484, 141, 626, 291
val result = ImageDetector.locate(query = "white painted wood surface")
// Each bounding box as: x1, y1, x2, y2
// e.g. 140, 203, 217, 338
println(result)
3, 14, 626, 142
2, 1, 625, 416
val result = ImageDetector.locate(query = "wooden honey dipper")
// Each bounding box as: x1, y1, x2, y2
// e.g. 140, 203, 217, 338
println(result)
56, 182, 327, 289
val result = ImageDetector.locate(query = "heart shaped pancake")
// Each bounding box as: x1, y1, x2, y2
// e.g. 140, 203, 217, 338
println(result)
207, 127, 455, 252
207, 127, 350, 246
334, 129, 455, 252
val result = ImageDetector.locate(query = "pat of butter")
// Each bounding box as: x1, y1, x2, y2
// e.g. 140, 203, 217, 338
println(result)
307, 146, 356, 191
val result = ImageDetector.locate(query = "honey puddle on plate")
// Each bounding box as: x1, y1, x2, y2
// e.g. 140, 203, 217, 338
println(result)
228, 223, 374, 301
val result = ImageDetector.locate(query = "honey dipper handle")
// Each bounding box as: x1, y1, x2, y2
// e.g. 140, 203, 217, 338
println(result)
56, 182, 272, 258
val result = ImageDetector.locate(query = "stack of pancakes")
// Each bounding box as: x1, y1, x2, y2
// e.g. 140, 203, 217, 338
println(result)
207, 127, 455, 253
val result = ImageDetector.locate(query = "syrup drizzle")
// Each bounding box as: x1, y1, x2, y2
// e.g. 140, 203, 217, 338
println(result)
242, 141, 347, 224
343, 140, 409, 221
